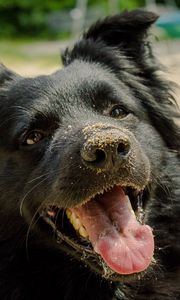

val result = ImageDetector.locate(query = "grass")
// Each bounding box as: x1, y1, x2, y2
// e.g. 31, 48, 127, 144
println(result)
0, 39, 61, 76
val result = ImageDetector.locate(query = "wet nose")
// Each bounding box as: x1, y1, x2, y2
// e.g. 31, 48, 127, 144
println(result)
81, 129, 131, 171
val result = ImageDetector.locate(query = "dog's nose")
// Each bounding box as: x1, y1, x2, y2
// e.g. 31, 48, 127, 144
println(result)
81, 127, 131, 171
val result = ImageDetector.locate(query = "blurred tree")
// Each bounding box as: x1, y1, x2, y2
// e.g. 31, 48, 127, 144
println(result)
0, 0, 179, 38
0, 0, 76, 38
118, 0, 144, 9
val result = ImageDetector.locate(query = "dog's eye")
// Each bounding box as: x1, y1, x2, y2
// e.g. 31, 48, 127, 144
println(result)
109, 105, 129, 119
25, 131, 45, 145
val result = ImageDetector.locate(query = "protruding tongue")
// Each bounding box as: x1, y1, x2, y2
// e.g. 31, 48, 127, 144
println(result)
72, 186, 154, 275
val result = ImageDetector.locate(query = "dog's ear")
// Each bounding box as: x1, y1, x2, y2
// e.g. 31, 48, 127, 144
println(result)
83, 10, 158, 49
0, 64, 20, 86
62, 10, 158, 65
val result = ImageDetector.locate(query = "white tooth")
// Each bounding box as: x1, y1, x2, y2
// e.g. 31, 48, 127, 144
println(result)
66, 209, 88, 239
79, 226, 88, 238
66, 209, 72, 219
70, 211, 77, 222
71, 217, 82, 230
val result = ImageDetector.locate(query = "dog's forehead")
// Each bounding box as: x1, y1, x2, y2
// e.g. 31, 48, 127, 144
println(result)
8, 60, 140, 118
16, 61, 114, 100
53, 61, 109, 85
50, 60, 121, 104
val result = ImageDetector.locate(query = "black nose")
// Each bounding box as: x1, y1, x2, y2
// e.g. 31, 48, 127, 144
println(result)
81, 128, 131, 171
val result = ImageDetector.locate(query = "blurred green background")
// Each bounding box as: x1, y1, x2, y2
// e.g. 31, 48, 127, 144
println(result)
0, 0, 180, 38
0, 0, 180, 80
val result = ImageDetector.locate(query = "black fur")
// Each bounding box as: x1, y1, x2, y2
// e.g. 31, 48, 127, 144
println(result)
0, 10, 179, 300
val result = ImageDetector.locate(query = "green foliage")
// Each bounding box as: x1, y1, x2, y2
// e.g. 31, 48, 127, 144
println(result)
119, 0, 144, 10
0, 0, 76, 38
0, 0, 75, 10
0, 0, 180, 38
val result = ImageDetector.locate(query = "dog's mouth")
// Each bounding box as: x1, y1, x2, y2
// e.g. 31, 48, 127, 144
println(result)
41, 184, 154, 281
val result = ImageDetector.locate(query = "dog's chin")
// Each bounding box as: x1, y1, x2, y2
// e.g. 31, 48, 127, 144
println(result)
37, 182, 155, 282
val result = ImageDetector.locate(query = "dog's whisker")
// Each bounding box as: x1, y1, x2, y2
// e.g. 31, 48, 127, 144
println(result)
20, 176, 52, 216
27, 171, 60, 184
25, 203, 45, 261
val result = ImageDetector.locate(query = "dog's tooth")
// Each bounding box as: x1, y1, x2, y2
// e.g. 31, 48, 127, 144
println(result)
66, 209, 89, 239
70, 211, 76, 222
72, 217, 82, 230
79, 226, 88, 238
66, 209, 72, 219
67, 209, 85, 232
67, 210, 76, 225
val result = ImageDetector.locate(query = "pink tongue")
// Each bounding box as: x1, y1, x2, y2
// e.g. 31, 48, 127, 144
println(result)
72, 187, 154, 275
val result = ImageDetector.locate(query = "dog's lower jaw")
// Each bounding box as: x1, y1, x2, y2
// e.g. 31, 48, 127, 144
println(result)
40, 184, 155, 281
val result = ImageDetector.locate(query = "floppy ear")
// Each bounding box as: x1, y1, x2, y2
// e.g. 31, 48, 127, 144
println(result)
0, 64, 20, 86
83, 10, 158, 56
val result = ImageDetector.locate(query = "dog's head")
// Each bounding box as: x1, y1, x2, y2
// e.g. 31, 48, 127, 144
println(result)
0, 10, 179, 281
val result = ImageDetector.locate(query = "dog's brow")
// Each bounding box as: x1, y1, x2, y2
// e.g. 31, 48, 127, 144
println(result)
30, 110, 59, 129
88, 83, 120, 105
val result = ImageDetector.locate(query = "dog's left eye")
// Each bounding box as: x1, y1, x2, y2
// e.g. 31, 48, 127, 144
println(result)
109, 105, 129, 119
25, 131, 45, 145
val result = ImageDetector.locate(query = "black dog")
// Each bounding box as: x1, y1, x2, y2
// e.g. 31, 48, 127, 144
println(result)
0, 10, 179, 300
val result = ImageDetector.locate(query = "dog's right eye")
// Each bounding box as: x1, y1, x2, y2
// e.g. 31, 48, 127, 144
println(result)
109, 105, 129, 119
24, 131, 45, 145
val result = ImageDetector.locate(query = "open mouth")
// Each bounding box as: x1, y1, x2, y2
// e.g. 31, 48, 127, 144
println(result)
41, 185, 154, 281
